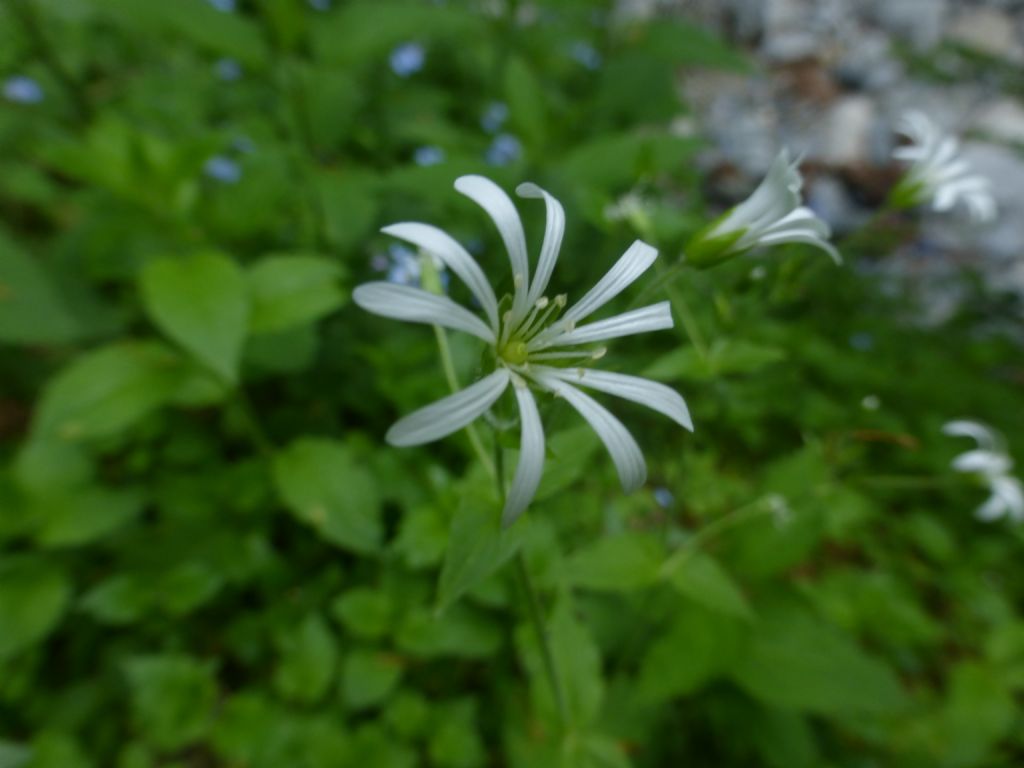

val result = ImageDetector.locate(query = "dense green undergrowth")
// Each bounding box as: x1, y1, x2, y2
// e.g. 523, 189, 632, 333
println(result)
1, 1, 1022, 766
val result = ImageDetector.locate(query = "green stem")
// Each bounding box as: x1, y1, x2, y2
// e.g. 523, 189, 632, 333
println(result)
660, 497, 778, 577
234, 388, 275, 460
656, 261, 709, 362
514, 552, 568, 727
490, 434, 568, 728
432, 325, 496, 480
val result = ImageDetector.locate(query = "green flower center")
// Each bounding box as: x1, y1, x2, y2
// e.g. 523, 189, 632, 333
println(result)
499, 339, 530, 366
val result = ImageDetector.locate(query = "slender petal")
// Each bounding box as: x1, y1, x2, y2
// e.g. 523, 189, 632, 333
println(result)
757, 230, 841, 264
381, 222, 500, 332
533, 366, 693, 431
560, 240, 659, 326
953, 449, 1012, 476
386, 369, 511, 446
536, 302, 673, 349
518, 182, 565, 307
353, 282, 495, 343
503, 377, 545, 526
533, 372, 646, 491
992, 476, 1024, 521
943, 420, 997, 450
455, 174, 531, 320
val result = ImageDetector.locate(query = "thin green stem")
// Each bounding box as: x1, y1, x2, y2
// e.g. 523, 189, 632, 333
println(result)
514, 552, 568, 727
432, 325, 496, 480
490, 434, 568, 728
234, 388, 275, 460
656, 261, 709, 362
659, 497, 778, 578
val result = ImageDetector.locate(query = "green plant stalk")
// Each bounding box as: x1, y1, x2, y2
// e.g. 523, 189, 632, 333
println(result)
491, 434, 569, 728
432, 324, 496, 480
656, 261, 709, 362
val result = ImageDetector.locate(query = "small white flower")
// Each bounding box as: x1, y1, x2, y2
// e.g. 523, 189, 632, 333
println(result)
944, 420, 1023, 523
892, 111, 996, 223
355, 175, 693, 525
687, 149, 840, 267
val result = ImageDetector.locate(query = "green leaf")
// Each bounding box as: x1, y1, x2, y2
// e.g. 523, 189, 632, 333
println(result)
437, 487, 525, 611
562, 533, 663, 592
273, 614, 338, 705
32, 485, 144, 548
729, 593, 907, 715
140, 251, 249, 384
123, 654, 217, 751
80, 574, 150, 626
636, 602, 742, 703
427, 700, 484, 768
272, 438, 382, 554
0, 231, 77, 345
32, 342, 185, 443
504, 58, 546, 149
247, 254, 346, 334
0, 558, 71, 661
552, 596, 604, 727
332, 588, 394, 641
940, 661, 1015, 765
518, 595, 604, 728
342, 650, 403, 711
395, 605, 501, 659
665, 552, 753, 620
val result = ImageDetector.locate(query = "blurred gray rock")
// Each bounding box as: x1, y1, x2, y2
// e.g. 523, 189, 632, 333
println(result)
947, 7, 1024, 63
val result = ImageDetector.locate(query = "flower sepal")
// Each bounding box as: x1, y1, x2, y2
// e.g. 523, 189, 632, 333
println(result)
683, 219, 748, 269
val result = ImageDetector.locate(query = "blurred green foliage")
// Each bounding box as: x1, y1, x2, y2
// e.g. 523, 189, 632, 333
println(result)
1, 1, 1023, 767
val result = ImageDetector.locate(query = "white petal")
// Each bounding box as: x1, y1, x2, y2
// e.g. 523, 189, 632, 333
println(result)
537, 302, 673, 349
532, 366, 693, 431
517, 182, 565, 307
721, 149, 802, 235
455, 175, 530, 320
756, 230, 842, 264
382, 222, 500, 332
353, 282, 495, 343
975, 492, 1007, 522
560, 240, 659, 326
943, 420, 997, 450
532, 372, 646, 492
952, 449, 1011, 476
386, 368, 510, 446
992, 476, 1024, 522
502, 378, 545, 526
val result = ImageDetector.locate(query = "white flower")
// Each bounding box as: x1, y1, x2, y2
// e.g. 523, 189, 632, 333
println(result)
687, 149, 840, 268
892, 111, 996, 223
943, 420, 1023, 523
354, 175, 693, 525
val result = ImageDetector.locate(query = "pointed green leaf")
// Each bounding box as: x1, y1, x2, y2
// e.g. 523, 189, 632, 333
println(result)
140, 251, 249, 383
273, 438, 382, 554
247, 254, 346, 334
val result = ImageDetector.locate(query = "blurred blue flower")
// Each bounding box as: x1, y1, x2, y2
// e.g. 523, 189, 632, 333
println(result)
308, 0, 331, 9
3, 75, 44, 105
204, 155, 242, 184
390, 43, 425, 77
206, 0, 236, 11
653, 487, 674, 509
214, 58, 242, 82
375, 244, 448, 291
481, 101, 509, 134
568, 41, 602, 70
413, 146, 446, 167
485, 133, 522, 166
